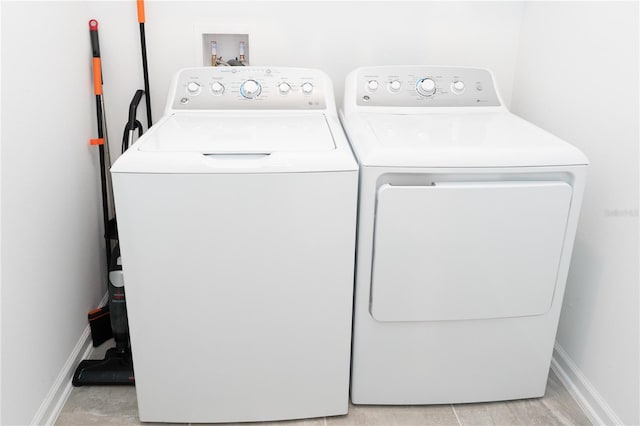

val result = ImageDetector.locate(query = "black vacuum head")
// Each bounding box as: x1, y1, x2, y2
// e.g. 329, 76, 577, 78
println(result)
72, 348, 134, 386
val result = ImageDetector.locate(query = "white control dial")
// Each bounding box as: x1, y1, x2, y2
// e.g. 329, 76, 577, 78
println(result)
389, 80, 402, 92
210, 81, 225, 95
278, 82, 292, 94
367, 80, 379, 91
240, 79, 261, 99
301, 82, 314, 94
186, 81, 201, 95
416, 78, 436, 96
451, 80, 465, 94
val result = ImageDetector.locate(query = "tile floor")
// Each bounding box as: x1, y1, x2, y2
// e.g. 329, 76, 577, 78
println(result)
57, 340, 592, 426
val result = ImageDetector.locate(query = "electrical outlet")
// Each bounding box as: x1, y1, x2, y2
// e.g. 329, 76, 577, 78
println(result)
202, 33, 249, 66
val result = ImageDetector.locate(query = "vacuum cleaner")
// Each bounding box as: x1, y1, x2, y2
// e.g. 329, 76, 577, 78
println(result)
72, 89, 146, 387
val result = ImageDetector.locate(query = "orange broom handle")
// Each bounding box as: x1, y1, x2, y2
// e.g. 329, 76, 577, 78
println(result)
137, 0, 145, 23
89, 20, 103, 96
92, 58, 102, 96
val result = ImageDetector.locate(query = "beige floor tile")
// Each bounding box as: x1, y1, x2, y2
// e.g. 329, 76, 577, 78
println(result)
452, 370, 592, 426
540, 370, 592, 425
56, 386, 140, 426
214, 417, 326, 426
326, 403, 458, 426
454, 399, 529, 426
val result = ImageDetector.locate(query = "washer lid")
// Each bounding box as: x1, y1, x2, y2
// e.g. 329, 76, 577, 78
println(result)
139, 114, 335, 153
358, 112, 588, 167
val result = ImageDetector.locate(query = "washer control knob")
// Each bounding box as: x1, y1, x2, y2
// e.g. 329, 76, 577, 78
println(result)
210, 81, 225, 95
451, 80, 465, 94
240, 79, 261, 99
367, 80, 379, 91
301, 82, 314, 94
389, 80, 402, 92
187, 81, 201, 94
416, 78, 436, 96
278, 82, 292, 94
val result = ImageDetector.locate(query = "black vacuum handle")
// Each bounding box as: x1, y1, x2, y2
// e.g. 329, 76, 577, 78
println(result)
128, 89, 145, 129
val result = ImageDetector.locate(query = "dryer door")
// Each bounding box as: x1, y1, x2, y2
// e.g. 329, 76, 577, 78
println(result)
370, 181, 572, 322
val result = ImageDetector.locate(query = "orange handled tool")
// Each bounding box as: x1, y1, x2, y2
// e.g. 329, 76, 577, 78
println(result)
89, 19, 102, 95
89, 19, 113, 270
136, 0, 152, 127
137, 0, 145, 23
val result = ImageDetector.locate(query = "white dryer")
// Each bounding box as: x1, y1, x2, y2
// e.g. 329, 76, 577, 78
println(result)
111, 67, 358, 422
340, 66, 588, 404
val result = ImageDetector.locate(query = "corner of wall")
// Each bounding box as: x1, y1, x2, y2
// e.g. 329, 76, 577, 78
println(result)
30, 291, 108, 426
30, 326, 93, 426
552, 343, 623, 426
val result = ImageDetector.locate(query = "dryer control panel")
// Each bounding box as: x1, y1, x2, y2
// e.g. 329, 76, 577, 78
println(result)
170, 67, 327, 110
354, 66, 501, 107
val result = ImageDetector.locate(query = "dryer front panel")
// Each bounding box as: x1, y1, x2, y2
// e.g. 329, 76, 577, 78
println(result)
370, 181, 572, 322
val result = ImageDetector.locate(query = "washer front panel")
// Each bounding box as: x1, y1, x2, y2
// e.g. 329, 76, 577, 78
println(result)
356, 66, 500, 107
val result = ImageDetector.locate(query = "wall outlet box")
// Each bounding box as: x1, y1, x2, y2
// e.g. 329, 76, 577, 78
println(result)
202, 33, 249, 66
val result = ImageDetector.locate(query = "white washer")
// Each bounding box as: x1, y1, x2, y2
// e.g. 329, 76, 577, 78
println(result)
340, 66, 588, 404
111, 67, 358, 423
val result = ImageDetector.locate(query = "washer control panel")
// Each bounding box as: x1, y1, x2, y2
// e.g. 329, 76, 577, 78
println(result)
356, 66, 500, 107
172, 67, 326, 110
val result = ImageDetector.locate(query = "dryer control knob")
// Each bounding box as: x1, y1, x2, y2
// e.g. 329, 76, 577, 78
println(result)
187, 81, 201, 95
451, 80, 465, 94
278, 82, 292, 94
389, 80, 402, 92
416, 78, 436, 96
240, 79, 261, 99
367, 80, 379, 91
210, 81, 225, 95
301, 82, 314, 94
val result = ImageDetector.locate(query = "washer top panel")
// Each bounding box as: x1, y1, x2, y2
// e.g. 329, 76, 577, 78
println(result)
365, 113, 542, 151
112, 67, 357, 174
355, 112, 588, 167
355, 66, 501, 107
168, 67, 328, 111
139, 114, 335, 153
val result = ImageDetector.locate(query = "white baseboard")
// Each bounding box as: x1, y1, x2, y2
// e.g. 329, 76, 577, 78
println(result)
551, 342, 623, 426
29, 325, 93, 426
30, 293, 109, 426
